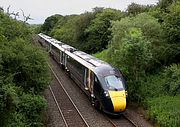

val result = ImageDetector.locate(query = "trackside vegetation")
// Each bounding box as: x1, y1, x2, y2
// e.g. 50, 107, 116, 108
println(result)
40, 0, 180, 126
0, 10, 51, 126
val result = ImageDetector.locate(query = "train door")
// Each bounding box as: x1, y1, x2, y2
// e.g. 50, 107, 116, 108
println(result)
60, 51, 62, 64
64, 54, 67, 69
84, 68, 94, 95
61, 52, 65, 66
84, 68, 88, 90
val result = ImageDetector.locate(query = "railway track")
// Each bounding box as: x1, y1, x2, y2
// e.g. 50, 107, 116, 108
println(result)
48, 61, 138, 127
48, 64, 90, 127
106, 115, 138, 127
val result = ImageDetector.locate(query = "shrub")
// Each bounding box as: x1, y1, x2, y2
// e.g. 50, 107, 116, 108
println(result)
0, 38, 51, 94
18, 94, 47, 126
146, 95, 180, 127
5, 112, 29, 127
106, 27, 153, 102
140, 64, 180, 100
0, 10, 50, 127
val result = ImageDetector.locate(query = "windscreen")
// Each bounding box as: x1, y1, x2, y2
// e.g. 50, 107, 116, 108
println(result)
104, 75, 125, 91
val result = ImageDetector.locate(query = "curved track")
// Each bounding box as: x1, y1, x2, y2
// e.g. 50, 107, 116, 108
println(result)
48, 64, 90, 127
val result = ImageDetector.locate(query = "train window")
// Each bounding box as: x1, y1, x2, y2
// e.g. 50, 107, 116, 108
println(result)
94, 76, 101, 93
104, 75, 125, 91
95, 76, 98, 83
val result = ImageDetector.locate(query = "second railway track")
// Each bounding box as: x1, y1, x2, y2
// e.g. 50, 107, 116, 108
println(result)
48, 64, 89, 127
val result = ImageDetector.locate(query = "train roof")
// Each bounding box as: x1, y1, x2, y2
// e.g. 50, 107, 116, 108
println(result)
38, 33, 115, 74
73, 51, 110, 67
61, 44, 77, 52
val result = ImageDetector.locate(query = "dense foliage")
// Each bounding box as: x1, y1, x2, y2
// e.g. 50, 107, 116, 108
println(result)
84, 9, 123, 53
146, 95, 180, 127
0, 10, 50, 126
40, 1, 180, 126
41, 8, 124, 53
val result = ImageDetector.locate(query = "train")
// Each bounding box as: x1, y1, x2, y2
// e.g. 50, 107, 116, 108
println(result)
37, 33, 128, 115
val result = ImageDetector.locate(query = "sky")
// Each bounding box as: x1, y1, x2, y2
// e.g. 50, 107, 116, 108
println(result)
0, 0, 158, 24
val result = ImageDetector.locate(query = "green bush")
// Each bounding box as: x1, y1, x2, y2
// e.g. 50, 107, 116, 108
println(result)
163, 0, 180, 43
0, 11, 32, 41
104, 26, 153, 102
84, 8, 123, 53
140, 64, 180, 100
0, 38, 51, 94
92, 49, 108, 62
18, 94, 47, 126
162, 64, 180, 96
0, 11, 50, 126
0, 84, 19, 124
6, 112, 29, 127
146, 95, 180, 127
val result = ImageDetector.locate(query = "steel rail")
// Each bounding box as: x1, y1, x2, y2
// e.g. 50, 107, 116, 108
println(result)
48, 64, 90, 127
123, 114, 139, 127
49, 85, 69, 127
105, 114, 138, 127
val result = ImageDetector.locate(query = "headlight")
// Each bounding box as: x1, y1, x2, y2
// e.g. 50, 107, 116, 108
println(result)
104, 91, 109, 97
125, 91, 128, 97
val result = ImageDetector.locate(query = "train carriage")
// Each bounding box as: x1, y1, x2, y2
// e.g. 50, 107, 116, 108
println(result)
38, 33, 128, 115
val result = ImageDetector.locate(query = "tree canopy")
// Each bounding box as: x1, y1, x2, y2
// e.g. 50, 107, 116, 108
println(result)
0, 11, 50, 127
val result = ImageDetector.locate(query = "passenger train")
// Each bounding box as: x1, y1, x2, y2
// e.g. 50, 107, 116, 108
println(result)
38, 33, 128, 115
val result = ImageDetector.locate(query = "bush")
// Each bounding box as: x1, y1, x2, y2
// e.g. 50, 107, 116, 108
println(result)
85, 8, 123, 53
5, 112, 29, 127
146, 95, 180, 127
0, 11, 50, 126
0, 11, 32, 41
92, 49, 108, 62
105, 27, 153, 102
18, 94, 47, 126
140, 64, 180, 100
162, 64, 180, 96
0, 38, 51, 94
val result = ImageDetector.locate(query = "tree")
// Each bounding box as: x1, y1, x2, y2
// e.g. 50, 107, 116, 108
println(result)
158, 0, 174, 10
73, 12, 95, 50
126, 2, 151, 15
0, 11, 32, 40
161, 1, 180, 64
107, 13, 164, 71
162, 1, 180, 43
41, 14, 63, 34
107, 27, 153, 101
0, 10, 50, 127
85, 8, 123, 53
20, 9, 33, 23
109, 27, 152, 78
0, 7, 3, 12
52, 15, 79, 46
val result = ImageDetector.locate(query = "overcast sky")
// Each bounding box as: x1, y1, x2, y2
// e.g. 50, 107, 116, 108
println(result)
0, 0, 158, 24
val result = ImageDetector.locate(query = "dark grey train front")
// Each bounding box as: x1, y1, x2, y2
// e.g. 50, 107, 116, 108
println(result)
38, 33, 128, 114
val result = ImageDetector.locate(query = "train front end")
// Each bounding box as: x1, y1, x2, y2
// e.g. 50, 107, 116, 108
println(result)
94, 66, 127, 115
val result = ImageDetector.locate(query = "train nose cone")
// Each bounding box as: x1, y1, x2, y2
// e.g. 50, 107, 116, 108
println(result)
109, 90, 126, 112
